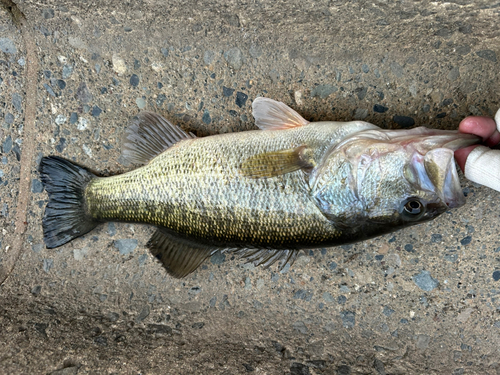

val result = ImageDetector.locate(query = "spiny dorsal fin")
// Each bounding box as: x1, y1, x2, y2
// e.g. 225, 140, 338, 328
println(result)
231, 248, 300, 270
240, 145, 315, 178
252, 97, 309, 130
147, 228, 220, 278
122, 111, 195, 165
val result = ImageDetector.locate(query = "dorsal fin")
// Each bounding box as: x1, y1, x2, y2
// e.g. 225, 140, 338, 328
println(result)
147, 228, 220, 278
252, 97, 309, 130
121, 111, 195, 165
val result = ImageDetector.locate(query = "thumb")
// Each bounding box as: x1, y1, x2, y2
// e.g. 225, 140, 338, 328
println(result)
464, 146, 500, 192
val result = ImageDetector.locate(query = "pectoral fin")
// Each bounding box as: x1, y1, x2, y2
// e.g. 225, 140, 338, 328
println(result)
240, 145, 315, 178
147, 228, 220, 278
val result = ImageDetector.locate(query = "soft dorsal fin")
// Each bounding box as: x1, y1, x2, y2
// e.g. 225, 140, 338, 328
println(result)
240, 145, 315, 178
121, 111, 195, 165
147, 228, 220, 278
252, 97, 309, 130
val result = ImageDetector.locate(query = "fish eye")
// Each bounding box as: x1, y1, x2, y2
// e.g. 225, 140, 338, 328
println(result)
404, 199, 423, 215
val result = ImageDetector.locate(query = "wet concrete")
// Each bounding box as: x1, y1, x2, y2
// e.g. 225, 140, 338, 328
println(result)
0, 0, 499, 374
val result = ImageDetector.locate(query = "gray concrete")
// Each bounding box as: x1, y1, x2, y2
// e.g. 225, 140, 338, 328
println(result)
0, 0, 499, 373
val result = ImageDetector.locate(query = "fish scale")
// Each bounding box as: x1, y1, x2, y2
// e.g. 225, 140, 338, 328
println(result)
85, 129, 342, 249
39, 98, 480, 278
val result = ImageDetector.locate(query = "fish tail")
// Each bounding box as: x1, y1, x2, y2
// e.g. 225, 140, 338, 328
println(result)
39, 156, 98, 248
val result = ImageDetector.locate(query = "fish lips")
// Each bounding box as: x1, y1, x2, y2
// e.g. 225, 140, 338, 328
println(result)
401, 130, 480, 209
426, 148, 466, 208
409, 148, 465, 209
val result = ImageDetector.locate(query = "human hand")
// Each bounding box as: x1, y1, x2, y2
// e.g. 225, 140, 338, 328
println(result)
454, 109, 500, 191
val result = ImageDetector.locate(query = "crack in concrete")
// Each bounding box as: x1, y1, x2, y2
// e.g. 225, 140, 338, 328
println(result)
0, 0, 38, 285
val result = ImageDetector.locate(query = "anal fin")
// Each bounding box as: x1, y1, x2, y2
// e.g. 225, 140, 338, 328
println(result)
240, 145, 315, 178
147, 228, 220, 278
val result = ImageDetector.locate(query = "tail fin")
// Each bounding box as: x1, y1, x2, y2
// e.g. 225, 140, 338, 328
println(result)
39, 156, 98, 248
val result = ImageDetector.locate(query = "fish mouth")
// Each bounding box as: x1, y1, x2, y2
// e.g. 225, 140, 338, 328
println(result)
400, 129, 480, 209
408, 148, 464, 208
424, 148, 465, 208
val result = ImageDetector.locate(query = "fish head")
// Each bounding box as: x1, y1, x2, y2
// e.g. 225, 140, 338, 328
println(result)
312, 127, 479, 234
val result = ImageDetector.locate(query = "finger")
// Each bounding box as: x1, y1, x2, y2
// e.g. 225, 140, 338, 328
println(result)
486, 130, 500, 147
459, 116, 497, 140
455, 145, 479, 173
463, 146, 500, 193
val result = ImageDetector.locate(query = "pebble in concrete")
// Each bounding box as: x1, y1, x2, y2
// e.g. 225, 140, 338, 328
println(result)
322, 292, 334, 303
12, 93, 22, 112
130, 74, 139, 87
311, 84, 337, 99
492, 271, 500, 281
390, 62, 404, 77
4, 113, 14, 126
112, 54, 127, 74
91, 106, 102, 117
57, 80, 66, 89
62, 65, 73, 79
224, 47, 244, 70
210, 252, 225, 265
43, 259, 54, 273
204, 50, 215, 65
77, 117, 89, 131
476, 50, 497, 62
107, 222, 116, 236
0, 38, 17, 54
76, 82, 92, 104
383, 306, 395, 317
413, 270, 439, 291
69, 112, 78, 124
55, 115, 67, 125
460, 236, 472, 246
249, 43, 262, 58
393, 115, 415, 128
136, 97, 146, 109
31, 244, 43, 253
223, 86, 234, 97
340, 311, 356, 328
114, 239, 138, 255
235, 92, 248, 108
202, 110, 211, 124
73, 248, 88, 261
43, 84, 56, 97
31, 179, 44, 193
292, 321, 308, 334
3, 135, 12, 153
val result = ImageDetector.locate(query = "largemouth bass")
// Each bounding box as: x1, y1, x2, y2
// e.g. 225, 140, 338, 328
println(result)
40, 98, 479, 277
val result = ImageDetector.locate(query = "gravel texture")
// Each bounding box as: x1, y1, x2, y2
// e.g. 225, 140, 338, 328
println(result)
0, 1, 499, 374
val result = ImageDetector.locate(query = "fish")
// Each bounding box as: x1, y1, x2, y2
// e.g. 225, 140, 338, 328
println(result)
39, 98, 479, 278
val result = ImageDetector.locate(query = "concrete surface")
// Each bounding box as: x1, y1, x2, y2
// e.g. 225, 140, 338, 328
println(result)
0, 0, 499, 373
